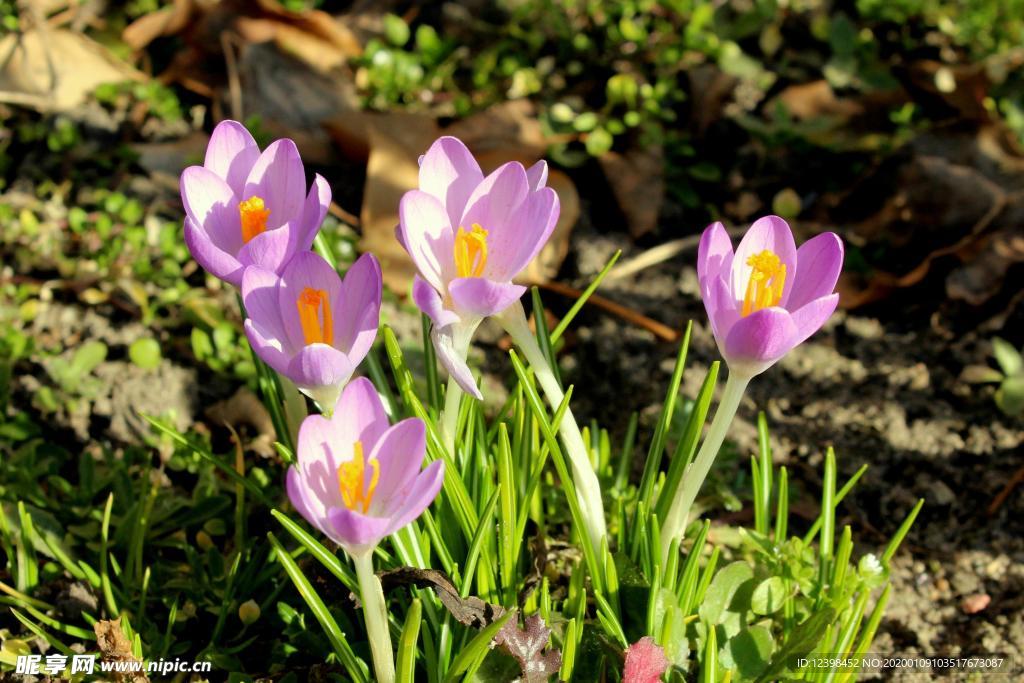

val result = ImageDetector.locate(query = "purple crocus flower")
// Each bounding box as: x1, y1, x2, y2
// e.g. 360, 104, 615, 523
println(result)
286, 378, 445, 557
698, 215, 843, 378
398, 136, 559, 398
242, 251, 382, 409
181, 120, 330, 287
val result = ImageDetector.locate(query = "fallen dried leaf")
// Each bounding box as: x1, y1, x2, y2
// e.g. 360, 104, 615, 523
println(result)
205, 387, 277, 458
378, 566, 505, 629
94, 618, 149, 683
0, 29, 143, 111
598, 143, 664, 238
623, 636, 669, 683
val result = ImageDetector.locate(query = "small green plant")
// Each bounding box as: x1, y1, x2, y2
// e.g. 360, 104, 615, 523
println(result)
964, 337, 1024, 417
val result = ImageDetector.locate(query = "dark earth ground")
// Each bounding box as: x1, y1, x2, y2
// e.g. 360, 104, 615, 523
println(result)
10, 153, 1023, 681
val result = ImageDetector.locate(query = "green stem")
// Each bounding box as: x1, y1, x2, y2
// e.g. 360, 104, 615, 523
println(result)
659, 371, 750, 567
438, 323, 476, 455
497, 300, 607, 553
353, 552, 395, 683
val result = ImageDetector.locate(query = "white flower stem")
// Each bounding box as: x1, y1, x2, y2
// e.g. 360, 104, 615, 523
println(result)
659, 370, 750, 567
353, 551, 395, 683
498, 300, 607, 554
438, 326, 474, 455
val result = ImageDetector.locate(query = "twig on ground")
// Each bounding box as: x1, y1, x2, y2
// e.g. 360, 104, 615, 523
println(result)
535, 280, 681, 342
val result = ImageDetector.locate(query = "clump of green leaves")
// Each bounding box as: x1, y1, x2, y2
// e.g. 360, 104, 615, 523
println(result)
964, 337, 1024, 417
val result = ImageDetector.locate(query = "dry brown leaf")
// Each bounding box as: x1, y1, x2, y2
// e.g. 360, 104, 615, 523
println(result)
598, 144, 664, 238
94, 618, 149, 683
0, 29, 143, 111
772, 80, 866, 122
356, 112, 441, 293
122, 0, 194, 51
205, 387, 277, 458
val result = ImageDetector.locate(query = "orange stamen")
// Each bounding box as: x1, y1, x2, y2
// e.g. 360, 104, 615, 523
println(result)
296, 287, 334, 346
741, 250, 787, 317
337, 441, 380, 513
453, 224, 489, 278
239, 196, 270, 243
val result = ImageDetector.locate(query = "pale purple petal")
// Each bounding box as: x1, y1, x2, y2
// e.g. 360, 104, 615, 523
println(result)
697, 222, 734, 284
786, 232, 844, 311
367, 418, 427, 516
296, 414, 346, 515
485, 187, 559, 281
384, 460, 445, 536
327, 507, 392, 554
287, 467, 328, 535
432, 325, 482, 400
237, 222, 297, 274
331, 377, 391, 449
242, 138, 306, 230
459, 162, 530, 237
789, 293, 839, 346
183, 216, 243, 285
287, 344, 353, 393
244, 319, 292, 376
279, 252, 344, 352
525, 160, 549, 191
449, 278, 525, 318
295, 174, 331, 252
729, 216, 797, 305
180, 166, 243, 255
702, 274, 740, 346
333, 253, 382, 366
413, 275, 459, 328
419, 136, 484, 228
399, 190, 455, 292
204, 120, 259, 197
722, 307, 798, 374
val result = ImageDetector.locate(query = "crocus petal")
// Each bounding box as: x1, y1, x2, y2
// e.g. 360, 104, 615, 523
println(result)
413, 275, 459, 328
697, 221, 734, 284
789, 293, 839, 346
431, 325, 482, 400
331, 377, 391, 449
526, 159, 549, 191
183, 216, 244, 285
204, 120, 259, 197
485, 186, 559, 281
399, 190, 455, 292
327, 507, 392, 554
449, 278, 526, 318
459, 162, 530, 239
242, 266, 286, 338
786, 232, 844, 311
237, 220, 296, 274
333, 253, 382, 366
295, 173, 332, 252
702, 274, 741, 346
244, 319, 292, 377
287, 345, 353, 398
286, 467, 327, 535
279, 252, 344, 352
295, 413, 346, 515
419, 136, 484, 229
729, 215, 797, 305
242, 138, 306, 230
722, 307, 798, 376
384, 459, 445, 536
367, 418, 427, 515
180, 166, 243, 255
